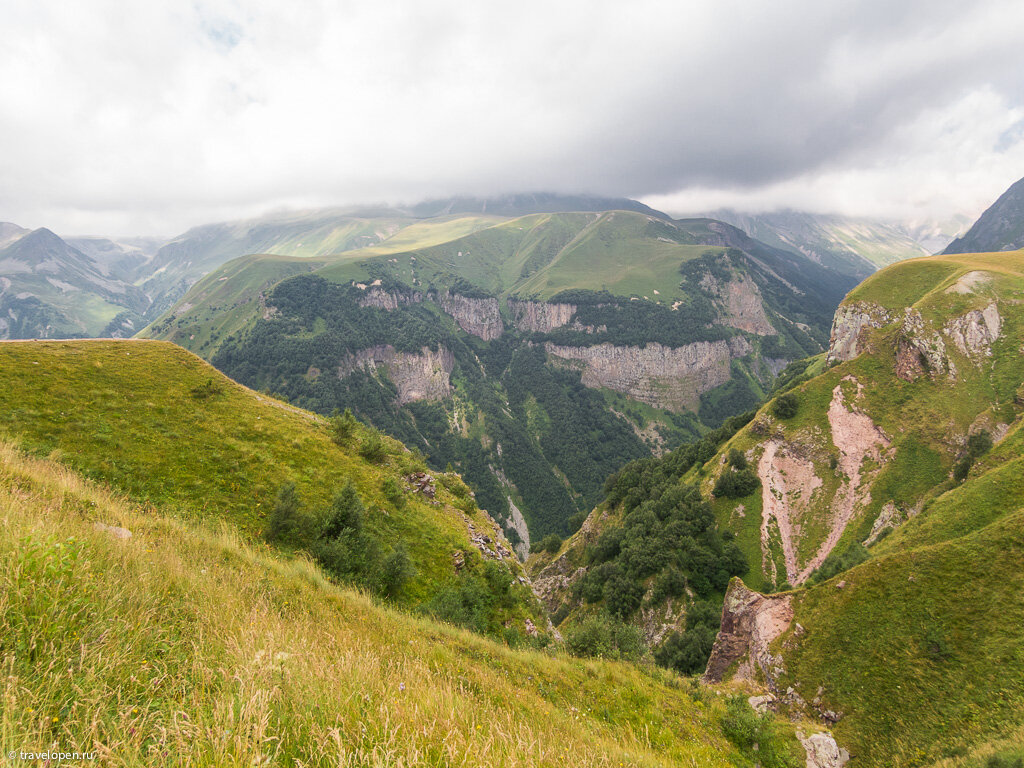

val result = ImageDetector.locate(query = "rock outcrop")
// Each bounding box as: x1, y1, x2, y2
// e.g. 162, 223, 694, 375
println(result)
507, 299, 577, 333
438, 291, 504, 340
338, 345, 454, 404
895, 308, 952, 381
827, 301, 891, 364
799, 731, 851, 768
357, 286, 423, 310
702, 272, 776, 335
545, 339, 748, 412
945, 302, 1001, 360
703, 578, 793, 686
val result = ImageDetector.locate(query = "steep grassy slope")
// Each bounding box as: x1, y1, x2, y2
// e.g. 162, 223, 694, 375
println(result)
707, 251, 1024, 590
0, 340, 535, 618
0, 439, 806, 767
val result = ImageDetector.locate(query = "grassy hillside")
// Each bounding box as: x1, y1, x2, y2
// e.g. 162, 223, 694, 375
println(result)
0, 340, 537, 620
0, 438, 808, 767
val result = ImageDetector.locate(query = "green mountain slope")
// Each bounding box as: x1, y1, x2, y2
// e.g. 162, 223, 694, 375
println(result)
945, 176, 1024, 255
148, 207, 854, 549
0, 438, 813, 767
0, 340, 540, 628
533, 250, 1024, 764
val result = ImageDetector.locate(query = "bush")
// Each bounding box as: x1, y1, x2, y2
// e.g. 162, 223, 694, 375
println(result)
358, 432, 388, 463
329, 408, 358, 444
772, 393, 799, 419
565, 612, 644, 661
321, 481, 364, 538
654, 626, 716, 675
381, 477, 406, 510
379, 543, 416, 599
532, 533, 563, 555
604, 574, 645, 619
264, 482, 314, 547
190, 378, 224, 400
721, 695, 799, 768
713, 467, 760, 499
809, 542, 869, 583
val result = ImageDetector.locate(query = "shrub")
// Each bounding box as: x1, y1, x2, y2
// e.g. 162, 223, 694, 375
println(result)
532, 533, 563, 555
809, 542, 869, 583
721, 695, 799, 768
190, 378, 224, 400
713, 467, 760, 499
654, 626, 716, 675
379, 543, 416, 599
727, 448, 747, 470
264, 482, 314, 547
381, 477, 406, 510
772, 393, 799, 419
329, 408, 358, 444
358, 432, 387, 463
565, 612, 644, 661
321, 481, 364, 538
604, 574, 645, 619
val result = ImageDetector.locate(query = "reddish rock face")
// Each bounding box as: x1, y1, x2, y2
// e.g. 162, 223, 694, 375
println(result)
702, 578, 793, 687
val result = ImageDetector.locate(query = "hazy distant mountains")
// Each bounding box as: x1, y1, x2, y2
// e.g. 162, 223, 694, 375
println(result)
943, 175, 1024, 254
699, 209, 967, 279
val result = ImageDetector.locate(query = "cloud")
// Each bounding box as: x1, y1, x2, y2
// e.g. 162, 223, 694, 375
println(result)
1, 0, 1023, 234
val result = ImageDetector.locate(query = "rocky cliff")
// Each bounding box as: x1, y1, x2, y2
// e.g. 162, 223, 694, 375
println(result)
701, 272, 776, 335
826, 301, 891, 364
507, 299, 576, 333
356, 284, 423, 310
337, 345, 454, 405
438, 291, 504, 340
545, 338, 751, 412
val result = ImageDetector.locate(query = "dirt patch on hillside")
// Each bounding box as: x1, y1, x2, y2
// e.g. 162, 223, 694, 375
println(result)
798, 379, 889, 580
758, 440, 822, 585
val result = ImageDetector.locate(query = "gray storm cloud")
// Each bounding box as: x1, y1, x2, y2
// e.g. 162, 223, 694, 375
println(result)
2, 0, 1024, 234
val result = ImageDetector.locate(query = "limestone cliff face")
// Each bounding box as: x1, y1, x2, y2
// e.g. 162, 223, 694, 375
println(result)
337, 345, 454, 405
438, 291, 504, 340
507, 299, 577, 333
826, 301, 891, 364
701, 273, 776, 335
703, 578, 793, 687
545, 338, 750, 413
357, 286, 423, 310
945, 302, 1001, 359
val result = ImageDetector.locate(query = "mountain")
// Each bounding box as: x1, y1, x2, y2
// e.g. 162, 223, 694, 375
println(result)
145, 207, 856, 554
410, 192, 673, 219
536, 247, 1024, 765
0, 377, 817, 767
0, 226, 150, 338
701, 209, 956, 279
944, 175, 1024, 255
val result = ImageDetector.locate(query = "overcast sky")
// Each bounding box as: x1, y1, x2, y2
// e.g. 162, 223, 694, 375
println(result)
3, 0, 1024, 236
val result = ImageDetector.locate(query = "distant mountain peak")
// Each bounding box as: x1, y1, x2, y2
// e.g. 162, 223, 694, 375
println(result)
409, 192, 672, 220
943, 175, 1024, 254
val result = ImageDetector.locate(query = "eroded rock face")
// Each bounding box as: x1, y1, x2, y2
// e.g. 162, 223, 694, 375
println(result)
544, 340, 739, 412
703, 578, 793, 687
895, 308, 951, 381
438, 291, 504, 340
827, 302, 891, 364
508, 299, 576, 332
357, 286, 423, 310
338, 345, 454, 405
703, 272, 776, 335
757, 377, 890, 585
945, 302, 1001, 360
530, 509, 607, 611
